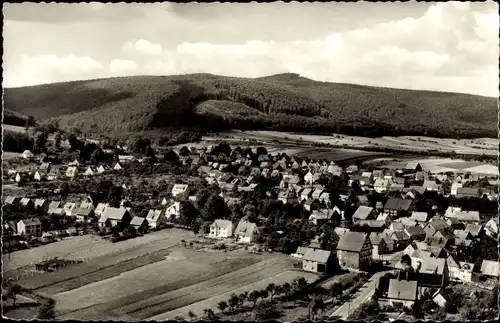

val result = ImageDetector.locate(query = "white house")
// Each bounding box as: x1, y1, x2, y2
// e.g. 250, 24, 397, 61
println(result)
95, 203, 109, 216
63, 202, 79, 216
209, 219, 233, 239
84, 166, 95, 176
66, 166, 78, 178
234, 220, 259, 243
171, 184, 189, 198
97, 165, 107, 174
374, 179, 391, 193
34, 171, 45, 181
22, 150, 34, 159
17, 219, 42, 237
457, 262, 474, 283
304, 171, 314, 185
146, 209, 167, 229
165, 202, 181, 221
450, 183, 463, 196
114, 163, 123, 171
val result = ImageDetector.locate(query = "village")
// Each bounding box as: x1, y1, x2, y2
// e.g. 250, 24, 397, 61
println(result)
2, 136, 499, 321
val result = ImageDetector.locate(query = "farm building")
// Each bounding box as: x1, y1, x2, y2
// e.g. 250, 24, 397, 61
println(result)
234, 220, 259, 243
405, 162, 422, 173
455, 187, 480, 199
302, 248, 335, 274
17, 219, 42, 237
146, 209, 167, 229
209, 219, 233, 239
336, 231, 372, 271
292, 246, 308, 258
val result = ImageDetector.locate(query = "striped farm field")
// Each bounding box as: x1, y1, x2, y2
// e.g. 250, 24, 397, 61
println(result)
53, 250, 303, 320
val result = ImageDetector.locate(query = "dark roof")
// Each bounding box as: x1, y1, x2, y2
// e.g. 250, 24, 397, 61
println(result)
388, 279, 418, 301
303, 248, 332, 263
405, 226, 426, 237
336, 232, 369, 252
385, 198, 412, 211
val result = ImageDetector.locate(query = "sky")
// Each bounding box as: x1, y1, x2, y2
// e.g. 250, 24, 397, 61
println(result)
3, 1, 499, 97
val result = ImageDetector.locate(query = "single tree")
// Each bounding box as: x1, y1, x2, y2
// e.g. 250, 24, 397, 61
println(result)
239, 291, 249, 307
188, 311, 196, 321
228, 293, 240, 312
217, 301, 228, 313
203, 308, 216, 320
8, 284, 21, 306
179, 146, 190, 157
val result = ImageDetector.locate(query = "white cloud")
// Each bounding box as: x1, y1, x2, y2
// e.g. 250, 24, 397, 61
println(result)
122, 39, 163, 56
3, 53, 103, 87
109, 59, 138, 74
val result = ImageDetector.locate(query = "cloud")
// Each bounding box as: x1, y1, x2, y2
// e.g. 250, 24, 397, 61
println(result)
3, 53, 103, 87
109, 59, 138, 75
3, 2, 498, 97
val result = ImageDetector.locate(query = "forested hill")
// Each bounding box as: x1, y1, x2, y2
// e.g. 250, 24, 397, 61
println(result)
3, 73, 497, 139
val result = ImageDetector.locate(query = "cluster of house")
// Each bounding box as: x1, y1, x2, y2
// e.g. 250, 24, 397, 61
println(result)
6, 154, 140, 183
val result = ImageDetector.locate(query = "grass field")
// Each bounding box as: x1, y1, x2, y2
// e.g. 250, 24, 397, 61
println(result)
2, 151, 24, 160
371, 157, 498, 175
4, 124, 26, 133
53, 249, 302, 320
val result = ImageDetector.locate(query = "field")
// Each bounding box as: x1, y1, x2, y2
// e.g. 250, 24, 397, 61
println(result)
4, 124, 26, 133
211, 131, 498, 157
2, 151, 24, 160
369, 157, 498, 175
8, 230, 315, 321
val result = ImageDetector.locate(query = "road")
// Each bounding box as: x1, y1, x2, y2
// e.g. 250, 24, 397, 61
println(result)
328, 270, 393, 320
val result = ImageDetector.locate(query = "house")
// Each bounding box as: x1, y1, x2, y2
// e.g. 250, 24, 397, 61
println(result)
129, 216, 149, 232
451, 209, 481, 224
311, 189, 323, 200
396, 217, 418, 228
34, 171, 46, 181
410, 211, 429, 224
98, 207, 132, 228
419, 255, 449, 285
480, 260, 500, 278
15, 172, 29, 183
22, 150, 34, 159
47, 200, 62, 211
304, 171, 315, 185
47, 169, 61, 181
165, 202, 181, 221
384, 198, 414, 217
17, 219, 42, 237
83, 166, 95, 176
423, 219, 451, 237
376, 213, 392, 227
422, 180, 440, 192
485, 218, 499, 238
450, 182, 463, 196
118, 155, 136, 163
405, 162, 422, 173
428, 229, 455, 248
234, 220, 259, 243
3, 196, 20, 206
95, 203, 109, 216
74, 208, 95, 223
146, 209, 167, 229
384, 278, 418, 308
405, 226, 426, 241
336, 232, 372, 271
390, 230, 411, 249
453, 229, 474, 246
302, 248, 335, 274
66, 166, 78, 178
328, 165, 343, 176
113, 163, 123, 171
464, 224, 483, 238
346, 165, 358, 174
352, 206, 377, 222
303, 198, 319, 212
318, 192, 330, 206
300, 188, 312, 202
292, 246, 308, 258
33, 199, 50, 212
209, 219, 233, 239
446, 255, 461, 282
19, 198, 34, 209
278, 189, 298, 205
432, 288, 451, 308
171, 184, 189, 198
63, 202, 79, 217
309, 209, 333, 226
334, 227, 351, 238
370, 233, 388, 258
374, 179, 391, 193
97, 165, 107, 174
456, 187, 480, 199
458, 261, 474, 283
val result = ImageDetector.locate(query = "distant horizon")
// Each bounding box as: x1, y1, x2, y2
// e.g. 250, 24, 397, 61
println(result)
3, 2, 499, 96
3, 72, 498, 99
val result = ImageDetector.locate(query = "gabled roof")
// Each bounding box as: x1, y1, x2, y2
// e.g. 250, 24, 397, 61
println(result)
385, 198, 412, 211
130, 216, 147, 226
388, 279, 418, 301
146, 209, 163, 221
234, 220, 258, 237
74, 208, 93, 216
405, 226, 426, 237
211, 219, 232, 230
101, 207, 129, 221
456, 187, 480, 196
420, 255, 447, 275
480, 260, 499, 277
353, 206, 374, 220
411, 211, 429, 222
19, 218, 42, 226
303, 248, 331, 263
465, 224, 482, 236
336, 232, 369, 252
